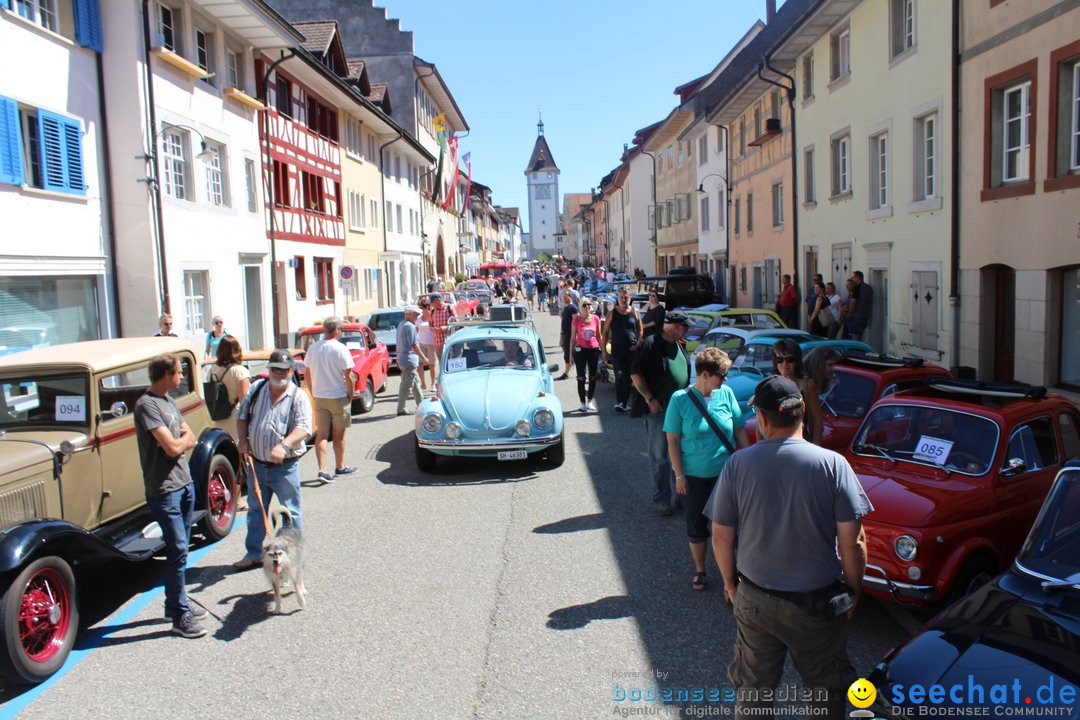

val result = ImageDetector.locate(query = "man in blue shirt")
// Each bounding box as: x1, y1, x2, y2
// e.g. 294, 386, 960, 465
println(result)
396, 306, 428, 415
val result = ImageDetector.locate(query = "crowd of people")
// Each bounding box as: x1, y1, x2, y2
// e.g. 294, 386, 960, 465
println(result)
792, 270, 875, 342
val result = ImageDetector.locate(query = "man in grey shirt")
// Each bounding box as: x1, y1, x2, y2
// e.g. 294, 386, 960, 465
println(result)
704, 375, 872, 720
396, 305, 428, 415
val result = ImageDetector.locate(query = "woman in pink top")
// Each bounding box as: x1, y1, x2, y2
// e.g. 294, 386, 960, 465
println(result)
569, 299, 604, 412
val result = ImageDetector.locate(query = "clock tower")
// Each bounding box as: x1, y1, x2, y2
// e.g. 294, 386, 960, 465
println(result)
525, 116, 560, 260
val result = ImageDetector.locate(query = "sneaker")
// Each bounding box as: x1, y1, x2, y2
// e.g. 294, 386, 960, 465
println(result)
172, 611, 207, 638
335, 465, 358, 476
579, 402, 588, 412
587, 400, 597, 412
396, 410, 409, 416
188, 605, 209, 621
614, 403, 628, 413
317, 470, 335, 484
654, 502, 674, 517
232, 556, 261, 571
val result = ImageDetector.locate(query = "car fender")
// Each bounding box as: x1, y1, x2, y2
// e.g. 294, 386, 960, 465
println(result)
0, 519, 137, 575
934, 537, 1001, 595
189, 428, 238, 506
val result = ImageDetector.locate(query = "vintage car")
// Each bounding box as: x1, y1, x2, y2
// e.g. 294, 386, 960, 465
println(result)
414, 321, 564, 472
297, 323, 390, 414
866, 461, 1080, 715
418, 292, 476, 318
684, 307, 787, 352
691, 327, 816, 364
848, 378, 1080, 606
731, 337, 875, 374
364, 308, 407, 361
0, 338, 241, 684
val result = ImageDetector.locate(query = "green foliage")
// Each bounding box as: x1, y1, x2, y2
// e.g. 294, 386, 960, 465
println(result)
453, 273, 467, 284
537, 252, 553, 262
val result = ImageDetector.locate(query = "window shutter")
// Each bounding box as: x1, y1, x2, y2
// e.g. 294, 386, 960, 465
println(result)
0, 96, 25, 186
74, 0, 104, 53
0, 0, 9, 9
63, 119, 85, 193
37, 111, 84, 195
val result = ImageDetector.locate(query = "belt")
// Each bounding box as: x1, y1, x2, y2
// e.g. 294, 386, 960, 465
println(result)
738, 574, 821, 602
252, 457, 298, 467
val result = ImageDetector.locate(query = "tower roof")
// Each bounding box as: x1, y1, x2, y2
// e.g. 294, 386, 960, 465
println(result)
525, 134, 559, 174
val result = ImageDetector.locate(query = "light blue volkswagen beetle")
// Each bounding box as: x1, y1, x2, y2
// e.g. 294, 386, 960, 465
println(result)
414, 322, 564, 472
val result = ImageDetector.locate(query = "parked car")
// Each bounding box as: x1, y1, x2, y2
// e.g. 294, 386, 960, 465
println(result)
849, 378, 1080, 606
732, 337, 875, 374
297, 323, 390, 414
414, 322, 564, 472
0, 338, 241, 684
866, 461, 1080, 716
418, 292, 475, 318
364, 308, 407, 361
816, 351, 952, 451
641, 274, 724, 309
682, 307, 787, 352
691, 327, 815, 363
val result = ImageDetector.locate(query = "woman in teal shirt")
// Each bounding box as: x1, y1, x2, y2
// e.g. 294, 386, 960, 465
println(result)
664, 347, 750, 591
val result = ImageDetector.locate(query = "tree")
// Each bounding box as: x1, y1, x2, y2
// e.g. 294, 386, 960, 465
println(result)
537, 252, 553, 262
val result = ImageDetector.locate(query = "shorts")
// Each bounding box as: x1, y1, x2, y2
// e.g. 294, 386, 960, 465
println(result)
421, 344, 436, 367
314, 396, 351, 433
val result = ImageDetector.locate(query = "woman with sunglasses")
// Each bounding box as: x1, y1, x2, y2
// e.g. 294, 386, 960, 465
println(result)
770, 338, 824, 445
569, 299, 604, 412
664, 347, 749, 591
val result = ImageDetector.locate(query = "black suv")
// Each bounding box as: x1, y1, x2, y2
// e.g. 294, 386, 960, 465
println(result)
642, 274, 723, 309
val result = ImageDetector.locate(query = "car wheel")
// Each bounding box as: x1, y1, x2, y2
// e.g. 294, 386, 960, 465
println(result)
0, 556, 79, 685
546, 435, 565, 467
351, 378, 375, 414
200, 453, 239, 541
415, 436, 437, 473
947, 556, 997, 605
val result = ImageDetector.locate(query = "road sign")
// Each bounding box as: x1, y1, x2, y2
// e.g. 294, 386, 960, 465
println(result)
339, 265, 355, 281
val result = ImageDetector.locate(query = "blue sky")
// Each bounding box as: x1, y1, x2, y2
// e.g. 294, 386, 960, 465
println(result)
374, 0, 771, 233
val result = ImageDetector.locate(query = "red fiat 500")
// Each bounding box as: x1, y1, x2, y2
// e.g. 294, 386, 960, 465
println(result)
297, 323, 390, 414
848, 378, 1080, 606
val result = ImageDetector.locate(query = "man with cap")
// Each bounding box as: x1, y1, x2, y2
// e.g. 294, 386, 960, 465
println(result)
428, 293, 456, 376
703, 375, 872, 719
232, 349, 313, 570
630, 310, 692, 515
396, 305, 428, 415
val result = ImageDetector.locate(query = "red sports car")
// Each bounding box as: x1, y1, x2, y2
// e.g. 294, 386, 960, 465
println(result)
297, 323, 390, 414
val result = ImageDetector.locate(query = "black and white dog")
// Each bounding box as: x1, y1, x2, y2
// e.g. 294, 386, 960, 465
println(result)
262, 508, 306, 614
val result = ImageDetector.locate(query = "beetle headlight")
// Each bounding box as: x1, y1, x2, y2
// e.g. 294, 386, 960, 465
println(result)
445, 422, 462, 439
895, 535, 918, 561
533, 409, 554, 429
515, 420, 531, 437
422, 413, 444, 433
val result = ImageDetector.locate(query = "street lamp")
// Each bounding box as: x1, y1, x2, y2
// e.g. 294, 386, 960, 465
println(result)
697, 172, 726, 194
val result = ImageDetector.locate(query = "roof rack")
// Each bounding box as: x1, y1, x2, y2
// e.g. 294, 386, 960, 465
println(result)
842, 349, 925, 368
448, 317, 535, 336
924, 377, 1047, 399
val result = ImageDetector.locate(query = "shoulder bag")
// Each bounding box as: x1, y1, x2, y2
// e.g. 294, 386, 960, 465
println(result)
685, 388, 736, 455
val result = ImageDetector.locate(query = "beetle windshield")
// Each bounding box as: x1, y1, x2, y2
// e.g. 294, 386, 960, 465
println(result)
853, 405, 999, 475
0, 374, 90, 429
1018, 469, 1080, 582
444, 339, 536, 373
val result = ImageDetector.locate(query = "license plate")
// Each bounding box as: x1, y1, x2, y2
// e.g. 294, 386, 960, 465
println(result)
497, 450, 528, 461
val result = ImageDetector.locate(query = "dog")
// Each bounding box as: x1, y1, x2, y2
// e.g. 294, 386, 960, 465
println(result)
261, 507, 306, 614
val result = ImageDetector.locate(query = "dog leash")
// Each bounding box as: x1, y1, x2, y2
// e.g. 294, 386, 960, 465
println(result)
242, 454, 272, 536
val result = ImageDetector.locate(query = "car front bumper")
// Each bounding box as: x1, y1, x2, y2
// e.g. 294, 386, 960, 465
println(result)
418, 434, 561, 456
863, 563, 936, 603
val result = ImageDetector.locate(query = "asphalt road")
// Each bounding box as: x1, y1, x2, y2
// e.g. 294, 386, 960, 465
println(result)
1, 307, 915, 720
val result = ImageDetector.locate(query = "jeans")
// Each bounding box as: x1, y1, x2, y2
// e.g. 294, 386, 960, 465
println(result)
574, 346, 600, 402
244, 458, 303, 559
146, 482, 196, 622
397, 364, 423, 412
644, 411, 673, 506
611, 345, 634, 405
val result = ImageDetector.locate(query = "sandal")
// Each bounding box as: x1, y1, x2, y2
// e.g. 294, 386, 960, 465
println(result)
692, 572, 707, 592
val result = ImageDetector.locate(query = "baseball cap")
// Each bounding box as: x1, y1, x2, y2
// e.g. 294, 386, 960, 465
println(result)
430, 292, 443, 300
664, 310, 691, 327
753, 375, 803, 413
403, 304, 421, 315
267, 349, 294, 369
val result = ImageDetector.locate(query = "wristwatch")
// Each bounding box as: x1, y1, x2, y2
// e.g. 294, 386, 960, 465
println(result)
278, 441, 290, 453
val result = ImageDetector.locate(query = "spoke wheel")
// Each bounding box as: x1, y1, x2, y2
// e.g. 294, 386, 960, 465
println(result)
0, 556, 78, 685
200, 453, 238, 541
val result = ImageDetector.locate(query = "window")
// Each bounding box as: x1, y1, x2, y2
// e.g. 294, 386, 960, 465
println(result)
305, 97, 337, 142
395, 154, 402, 182
700, 196, 710, 231
157, 3, 178, 52
698, 135, 708, 165
15, 0, 59, 33
1004, 418, 1059, 473
362, 267, 375, 301
194, 26, 214, 85
831, 133, 851, 195
3, 103, 86, 195
204, 142, 227, 206
344, 117, 362, 158
301, 172, 324, 213
869, 132, 889, 210
1002, 81, 1031, 182
367, 132, 376, 164
1068, 60, 1079, 170
914, 113, 937, 201
746, 192, 754, 233
717, 188, 726, 229
1048, 44, 1080, 189
293, 256, 306, 300
753, 103, 762, 139
733, 197, 741, 235
370, 198, 378, 228
182, 270, 209, 335
831, 27, 851, 80
226, 49, 241, 89
244, 158, 257, 212
275, 75, 292, 117
802, 52, 814, 100
771, 182, 783, 227
161, 128, 188, 200
647, 204, 655, 230
804, 147, 816, 203
272, 160, 289, 207
396, 204, 403, 233
891, 0, 915, 58
348, 190, 365, 230
770, 92, 780, 122
314, 257, 334, 302
385, 200, 393, 232
984, 60, 1037, 199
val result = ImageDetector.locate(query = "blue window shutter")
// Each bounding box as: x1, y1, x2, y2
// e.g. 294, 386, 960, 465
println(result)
73, 0, 103, 53
38, 111, 68, 192
0, 1, 9, 10
0, 96, 25, 186
62, 118, 85, 194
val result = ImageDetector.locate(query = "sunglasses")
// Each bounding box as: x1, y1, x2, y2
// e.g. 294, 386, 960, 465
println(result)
774, 355, 797, 364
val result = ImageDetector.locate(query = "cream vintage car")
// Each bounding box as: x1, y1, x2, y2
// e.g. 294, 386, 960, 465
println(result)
0, 338, 241, 684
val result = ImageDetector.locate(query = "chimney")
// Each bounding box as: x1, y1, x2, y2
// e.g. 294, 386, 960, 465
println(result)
766, 0, 776, 23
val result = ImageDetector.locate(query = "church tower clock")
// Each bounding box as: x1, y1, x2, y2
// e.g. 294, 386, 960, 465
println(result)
524, 116, 560, 260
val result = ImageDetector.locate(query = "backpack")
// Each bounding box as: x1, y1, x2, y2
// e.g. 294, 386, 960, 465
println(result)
203, 365, 237, 421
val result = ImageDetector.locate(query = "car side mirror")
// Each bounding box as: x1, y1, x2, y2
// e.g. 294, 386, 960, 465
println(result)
547, 364, 560, 373
98, 401, 128, 422
1001, 458, 1027, 478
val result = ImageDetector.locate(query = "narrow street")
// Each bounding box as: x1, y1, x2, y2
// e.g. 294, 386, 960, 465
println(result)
2, 309, 911, 719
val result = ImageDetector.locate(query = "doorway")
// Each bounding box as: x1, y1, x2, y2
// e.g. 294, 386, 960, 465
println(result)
991, 266, 1016, 382
243, 264, 265, 350
831, 244, 852, 295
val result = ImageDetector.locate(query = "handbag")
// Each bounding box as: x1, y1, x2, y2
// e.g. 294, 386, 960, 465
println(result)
685, 388, 736, 455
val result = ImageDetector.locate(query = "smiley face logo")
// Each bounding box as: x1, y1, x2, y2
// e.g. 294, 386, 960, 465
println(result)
848, 679, 877, 709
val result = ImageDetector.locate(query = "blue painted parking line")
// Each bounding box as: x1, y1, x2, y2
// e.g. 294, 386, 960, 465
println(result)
0, 517, 246, 720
